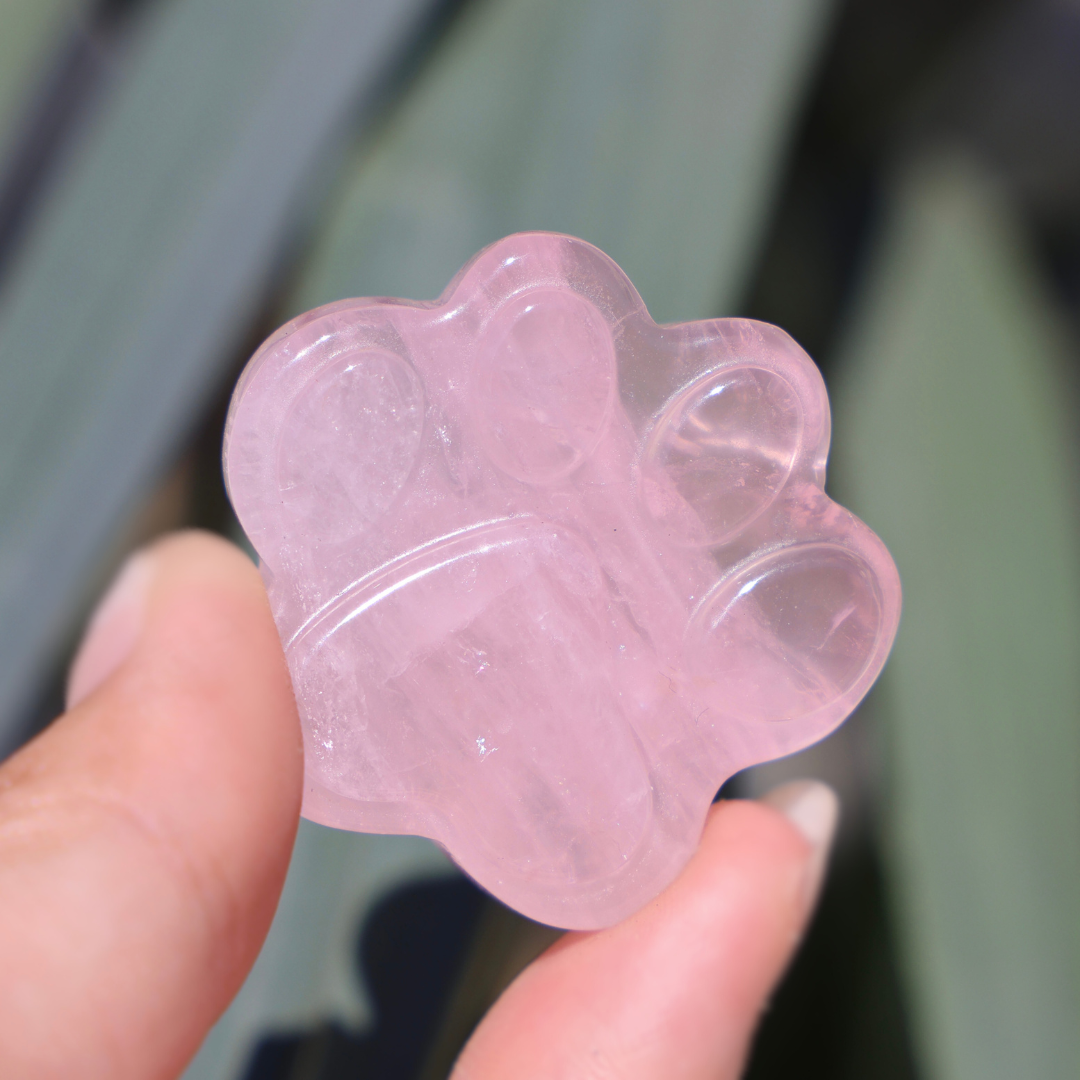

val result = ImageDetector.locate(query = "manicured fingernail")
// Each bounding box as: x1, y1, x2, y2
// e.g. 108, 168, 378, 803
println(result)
761, 780, 839, 912
66, 550, 156, 709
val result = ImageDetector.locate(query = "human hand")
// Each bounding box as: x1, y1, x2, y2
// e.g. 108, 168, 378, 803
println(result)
0, 532, 837, 1079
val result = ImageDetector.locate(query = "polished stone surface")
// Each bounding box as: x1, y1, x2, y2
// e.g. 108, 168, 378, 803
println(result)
224, 233, 900, 928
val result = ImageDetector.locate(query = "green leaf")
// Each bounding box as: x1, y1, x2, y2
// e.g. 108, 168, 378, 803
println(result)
0, 0, 87, 158
833, 156, 1080, 1080
0, 0, 436, 749
289, 0, 835, 325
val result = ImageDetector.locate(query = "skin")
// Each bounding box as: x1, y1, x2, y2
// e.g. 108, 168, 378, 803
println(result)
0, 532, 836, 1080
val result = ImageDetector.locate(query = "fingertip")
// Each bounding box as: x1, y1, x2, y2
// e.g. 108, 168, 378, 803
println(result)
760, 779, 839, 848
757, 779, 839, 917
147, 528, 263, 593
67, 529, 267, 712
66, 550, 154, 710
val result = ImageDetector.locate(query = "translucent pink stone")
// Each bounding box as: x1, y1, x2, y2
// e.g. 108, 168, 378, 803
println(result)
223, 233, 901, 929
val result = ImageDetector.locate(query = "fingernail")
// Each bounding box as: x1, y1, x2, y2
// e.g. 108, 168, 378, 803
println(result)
761, 780, 839, 912
67, 550, 156, 709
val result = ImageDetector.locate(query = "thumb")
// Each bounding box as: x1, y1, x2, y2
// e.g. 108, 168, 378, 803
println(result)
0, 531, 302, 1080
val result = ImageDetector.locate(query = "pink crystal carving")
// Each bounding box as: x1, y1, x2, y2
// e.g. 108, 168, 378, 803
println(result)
223, 233, 901, 929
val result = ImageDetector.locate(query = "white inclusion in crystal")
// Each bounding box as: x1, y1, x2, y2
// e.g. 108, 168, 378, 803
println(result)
476, 736, 497, 760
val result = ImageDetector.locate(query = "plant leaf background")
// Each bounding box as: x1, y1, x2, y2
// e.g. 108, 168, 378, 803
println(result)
0, 2, 1076, 1078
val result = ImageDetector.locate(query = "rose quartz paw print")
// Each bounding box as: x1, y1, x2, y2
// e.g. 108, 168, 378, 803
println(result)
224, 233, 900, 929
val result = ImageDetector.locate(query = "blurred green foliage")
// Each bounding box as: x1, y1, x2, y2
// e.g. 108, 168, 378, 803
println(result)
0, 0, 431, 749
289, 0, 833, 323
835, 157, 1080, 1080
0, 2, 1076, 1079
0, 0, 85, 156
